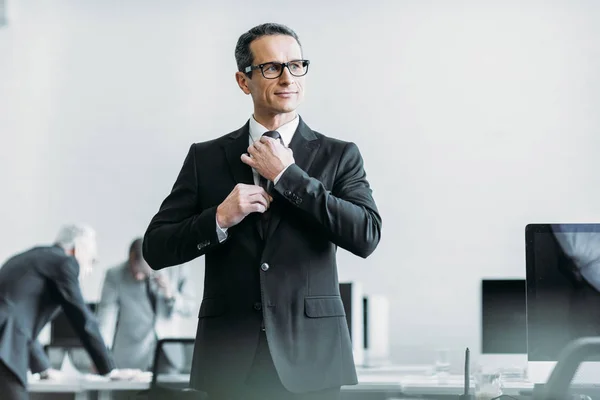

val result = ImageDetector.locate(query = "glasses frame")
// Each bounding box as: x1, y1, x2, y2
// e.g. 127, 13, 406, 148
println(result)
244, 59, 310, 79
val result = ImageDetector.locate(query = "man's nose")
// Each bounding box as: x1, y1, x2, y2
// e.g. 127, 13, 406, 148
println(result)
279, 66, 295, 84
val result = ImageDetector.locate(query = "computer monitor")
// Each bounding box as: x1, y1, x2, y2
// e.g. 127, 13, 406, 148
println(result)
47, 303, 98, 373
339, 282, 364, 366
50, 303, 98, 347
481, 279, 527, 354
526, 223, 600, 383
480, 279, 527, 373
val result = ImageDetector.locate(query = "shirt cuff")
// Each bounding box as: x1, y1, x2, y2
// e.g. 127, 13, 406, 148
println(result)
274, 164, 292, 185
216, 216, 228, 243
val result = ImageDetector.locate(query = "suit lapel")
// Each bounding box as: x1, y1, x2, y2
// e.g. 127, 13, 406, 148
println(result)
223, 121, 254, 186
265, 117, 320, 241
222, 121, 263, 249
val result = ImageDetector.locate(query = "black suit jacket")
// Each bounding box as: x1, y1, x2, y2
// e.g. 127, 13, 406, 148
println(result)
143, 117, 382, 394
0, 246, 115, 385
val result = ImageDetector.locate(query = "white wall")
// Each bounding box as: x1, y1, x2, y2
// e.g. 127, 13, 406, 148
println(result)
1, 0, 599, 366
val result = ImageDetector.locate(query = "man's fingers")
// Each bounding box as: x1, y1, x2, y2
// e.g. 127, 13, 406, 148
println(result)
242, 202, 267, 214
240, 153, 254, 166
248, 193, 270, 209
259, 136, 279, 146
238, 184, 273, 201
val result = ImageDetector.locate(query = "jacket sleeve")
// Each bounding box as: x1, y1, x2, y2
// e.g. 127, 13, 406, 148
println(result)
143, 144, 225, 270
273, 142, 382, 258
29, 339, 51, 373
51, 257, 116, 374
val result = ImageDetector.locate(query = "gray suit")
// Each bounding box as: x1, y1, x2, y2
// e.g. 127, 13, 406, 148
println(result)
96, 262, 195, 371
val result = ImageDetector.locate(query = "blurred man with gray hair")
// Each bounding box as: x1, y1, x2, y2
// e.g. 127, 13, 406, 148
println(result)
0, 224, 141, 399
97, 237, 195, 373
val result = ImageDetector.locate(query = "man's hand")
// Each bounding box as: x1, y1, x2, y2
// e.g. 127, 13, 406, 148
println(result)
216, 184, 272, 229
106, 368, 144, 380
39, 368, 63, 380
241, 136, 295, 182
154, 273, 173, 299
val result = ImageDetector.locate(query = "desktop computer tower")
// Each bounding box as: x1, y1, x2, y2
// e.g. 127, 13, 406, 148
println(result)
363, 295, 391, 367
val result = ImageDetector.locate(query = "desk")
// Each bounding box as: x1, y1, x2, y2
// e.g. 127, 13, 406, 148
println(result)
28, 369, 536, 399
399, 374, 476, 396
398, 375, 534, 398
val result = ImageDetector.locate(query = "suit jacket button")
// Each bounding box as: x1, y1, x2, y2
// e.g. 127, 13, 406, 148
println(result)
197, 243, 203, 250
260, 263, 269, 271
284, 190, 292, 197
254, 302, 262, 311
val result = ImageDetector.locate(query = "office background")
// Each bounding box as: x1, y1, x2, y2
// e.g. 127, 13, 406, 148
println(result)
1, 0, 599, 369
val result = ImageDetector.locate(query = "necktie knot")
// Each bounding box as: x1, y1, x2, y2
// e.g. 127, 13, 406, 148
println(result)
262, 130, 281, 140
262, 130, 284, 146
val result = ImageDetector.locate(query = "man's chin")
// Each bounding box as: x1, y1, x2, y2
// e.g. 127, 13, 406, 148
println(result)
274, 103, 300, 114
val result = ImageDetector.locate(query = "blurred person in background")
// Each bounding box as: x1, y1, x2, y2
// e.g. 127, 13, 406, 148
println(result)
0, 224, 141, 400
97, 237, 195, 373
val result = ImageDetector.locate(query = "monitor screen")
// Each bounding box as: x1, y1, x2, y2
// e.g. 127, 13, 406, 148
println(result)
50, 303, 97, 347
526, 223, 600, 362
481, 279, 527, 354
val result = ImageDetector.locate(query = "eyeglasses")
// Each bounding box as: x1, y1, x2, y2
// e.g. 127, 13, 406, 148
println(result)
244, 60, 310, 79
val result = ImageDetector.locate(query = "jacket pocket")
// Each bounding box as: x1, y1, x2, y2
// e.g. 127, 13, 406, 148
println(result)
304, 296, 346, 318
198, 298, 226, 318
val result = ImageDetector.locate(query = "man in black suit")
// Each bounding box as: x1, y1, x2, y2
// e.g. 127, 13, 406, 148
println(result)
0, 224, 141, 399
143, 23, 382, 400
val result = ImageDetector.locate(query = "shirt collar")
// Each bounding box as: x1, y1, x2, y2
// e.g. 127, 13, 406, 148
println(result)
248, 114, 299, 147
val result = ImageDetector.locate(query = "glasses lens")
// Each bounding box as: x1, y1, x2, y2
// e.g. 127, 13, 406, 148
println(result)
262, 63, 283, 79
288, 60, 308, 76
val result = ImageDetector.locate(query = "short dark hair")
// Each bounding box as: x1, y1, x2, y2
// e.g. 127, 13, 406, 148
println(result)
235, 23, 302, 76
129, 238, 143, 262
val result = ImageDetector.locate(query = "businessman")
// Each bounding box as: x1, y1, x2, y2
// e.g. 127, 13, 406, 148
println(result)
143, 23, 382, 400
0, 225, 140, 399
97, 238, 195, 372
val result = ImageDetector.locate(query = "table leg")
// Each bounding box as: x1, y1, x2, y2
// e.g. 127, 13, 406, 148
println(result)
98, 390, 112, 400
74, 391, 90, 400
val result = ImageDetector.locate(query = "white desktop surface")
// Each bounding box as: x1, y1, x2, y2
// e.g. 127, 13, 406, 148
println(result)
28, 378, 82, 393
80, 373, 152, 391
348, 371, 403, 392
399, 374, 475, 395
26, 367, 536, 397
356, 364, 432, 375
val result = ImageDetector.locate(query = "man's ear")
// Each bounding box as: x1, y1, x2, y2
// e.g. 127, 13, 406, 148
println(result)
235, 71, 252, 95
67, 247, 76, 257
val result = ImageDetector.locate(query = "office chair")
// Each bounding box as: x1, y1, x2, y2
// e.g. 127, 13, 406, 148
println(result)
534, 337, 600, 400
137, 338, 207, 400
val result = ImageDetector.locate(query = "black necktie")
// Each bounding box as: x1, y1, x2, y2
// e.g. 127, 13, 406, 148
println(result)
258, 131, 284, 192
146, 277, 157, 314
258, 131, 283, 238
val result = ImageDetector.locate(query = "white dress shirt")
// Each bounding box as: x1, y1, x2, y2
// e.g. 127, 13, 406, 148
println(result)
216, 115, 299, 241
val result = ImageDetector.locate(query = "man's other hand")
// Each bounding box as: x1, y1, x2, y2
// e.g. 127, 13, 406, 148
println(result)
216, 184, 272, 229
39, 368, 63, 380
241, 136, 294, 182
106, 368, 144, 380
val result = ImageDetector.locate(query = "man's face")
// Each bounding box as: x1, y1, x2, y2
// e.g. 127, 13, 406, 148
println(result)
236, 35, 306, 118
74, 237, 97, 281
